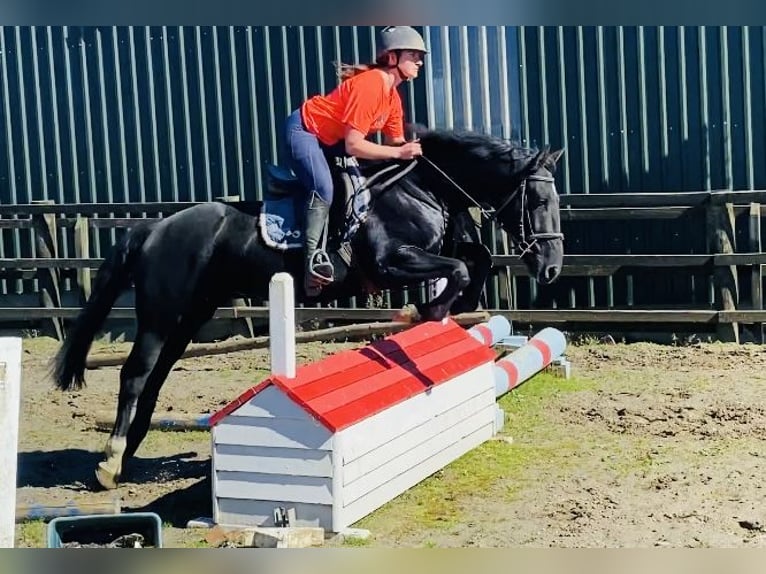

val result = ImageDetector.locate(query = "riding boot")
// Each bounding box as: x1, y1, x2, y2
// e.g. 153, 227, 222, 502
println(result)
304, 192, 334, 297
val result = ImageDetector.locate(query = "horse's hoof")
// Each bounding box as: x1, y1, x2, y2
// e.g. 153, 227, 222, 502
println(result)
95, 463, 120, 490
393, 304, 421, 323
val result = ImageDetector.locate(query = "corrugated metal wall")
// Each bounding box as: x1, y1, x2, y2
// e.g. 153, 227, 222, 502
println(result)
514, 26, 766, 194
1, 26, 764, 308
516, 26, 766, 309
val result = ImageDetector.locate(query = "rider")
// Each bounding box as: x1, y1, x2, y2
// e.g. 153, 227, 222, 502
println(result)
284, 26, 426, 296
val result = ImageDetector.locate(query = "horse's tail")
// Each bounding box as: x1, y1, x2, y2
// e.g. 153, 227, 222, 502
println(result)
51, 222, 155, 391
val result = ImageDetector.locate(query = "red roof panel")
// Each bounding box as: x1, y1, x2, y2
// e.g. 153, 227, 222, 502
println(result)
209, 319, 495, 431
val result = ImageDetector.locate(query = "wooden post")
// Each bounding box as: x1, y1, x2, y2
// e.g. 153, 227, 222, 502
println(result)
706, 202, 739, 343
91, 411, 210, 432
269, 273, 296, 379
74, 215, 92, 304
85, 312, 490, 368
0, 337, 22, 547
15, 499, 121, 523
31, 200, 64, 341
749, 203, 762, 342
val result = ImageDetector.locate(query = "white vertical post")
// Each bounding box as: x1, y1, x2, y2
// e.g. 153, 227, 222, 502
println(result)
269, 273, 296, 379
0, 337, 22, 548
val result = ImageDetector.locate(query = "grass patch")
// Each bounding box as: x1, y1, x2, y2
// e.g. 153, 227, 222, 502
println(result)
341, 535, 374, 547
351, 439, 525, 536
499, 372, 596, 435
16, 520, 47, 547
351, 372, 594, 541
500, 371, 595, 406
139, 429, 210, 453
503, 373, 678, 480
172, 529, 212, 548
19, 335, 61, 356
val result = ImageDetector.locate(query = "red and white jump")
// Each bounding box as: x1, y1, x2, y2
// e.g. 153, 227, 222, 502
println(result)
208, 274, 504, 532
207, 274, 569, 533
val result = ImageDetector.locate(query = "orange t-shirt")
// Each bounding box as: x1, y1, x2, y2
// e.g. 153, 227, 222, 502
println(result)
301, 69, 404, 146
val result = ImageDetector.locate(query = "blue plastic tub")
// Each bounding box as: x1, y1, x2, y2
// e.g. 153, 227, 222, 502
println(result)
47, 512, 163, 548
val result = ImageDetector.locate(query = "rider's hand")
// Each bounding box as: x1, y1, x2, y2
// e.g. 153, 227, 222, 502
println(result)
396, 141, 423, 160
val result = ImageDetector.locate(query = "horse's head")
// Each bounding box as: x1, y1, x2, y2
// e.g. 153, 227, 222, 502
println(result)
493, 146, 564, 285
413, 127, 565, 286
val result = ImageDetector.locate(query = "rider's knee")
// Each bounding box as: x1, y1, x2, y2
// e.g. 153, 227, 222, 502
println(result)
314, 171, 334, 204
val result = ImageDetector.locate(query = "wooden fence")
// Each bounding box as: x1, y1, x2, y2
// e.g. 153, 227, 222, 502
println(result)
1, 191, 765, 343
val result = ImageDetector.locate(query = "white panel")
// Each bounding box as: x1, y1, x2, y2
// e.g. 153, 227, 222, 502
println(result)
0, 338, 22, 548
215, 498, 334, 530
342, 405, 496, 504
331, 442, 344, 531
215, 471, 334, 505
211, 432, 220, 522
213, 444, 333, 478
336, 424, 494, 531
338, 362, 494, 462
228, 385, 314, 420
342, 391, 495, 485
215, 417, 333, 451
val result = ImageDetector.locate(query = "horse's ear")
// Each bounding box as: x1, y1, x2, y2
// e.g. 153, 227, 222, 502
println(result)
545, 148, 565, 169
532, 146, 549, 170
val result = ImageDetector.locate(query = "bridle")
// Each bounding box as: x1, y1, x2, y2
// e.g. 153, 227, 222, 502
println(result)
490, 173, 564, 256
420, 155, 564, 257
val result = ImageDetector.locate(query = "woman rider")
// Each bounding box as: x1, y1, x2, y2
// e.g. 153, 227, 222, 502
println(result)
284, 26, 427, 296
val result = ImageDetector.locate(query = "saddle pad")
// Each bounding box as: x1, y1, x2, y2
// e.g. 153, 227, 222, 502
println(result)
259, 197, 303, 251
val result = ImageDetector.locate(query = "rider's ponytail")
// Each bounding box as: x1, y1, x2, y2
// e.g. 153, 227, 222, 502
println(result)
334, 52, 391, 82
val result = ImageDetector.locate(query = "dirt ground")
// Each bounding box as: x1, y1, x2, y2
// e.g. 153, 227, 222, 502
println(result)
12, 330, 766, 548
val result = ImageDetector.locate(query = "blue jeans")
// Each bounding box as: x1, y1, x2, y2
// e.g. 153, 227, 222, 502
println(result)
284, 109, 334, 205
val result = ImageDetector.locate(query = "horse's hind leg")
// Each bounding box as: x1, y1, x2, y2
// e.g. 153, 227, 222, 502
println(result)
123, 305, 216, 461
97, 304, 215, 490
97, 328, 166, 490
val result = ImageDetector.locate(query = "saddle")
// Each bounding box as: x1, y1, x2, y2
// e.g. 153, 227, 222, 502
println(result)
259, 154, 415, 257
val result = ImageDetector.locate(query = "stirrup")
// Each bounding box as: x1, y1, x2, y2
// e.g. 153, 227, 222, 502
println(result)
309, 250, 334, 282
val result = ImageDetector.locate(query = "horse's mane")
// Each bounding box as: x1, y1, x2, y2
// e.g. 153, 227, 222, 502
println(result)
410, 124, 539, 165
357, 125, 544, 183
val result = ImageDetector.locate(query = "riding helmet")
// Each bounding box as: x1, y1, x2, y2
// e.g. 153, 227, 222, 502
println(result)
377, 26, 428, 59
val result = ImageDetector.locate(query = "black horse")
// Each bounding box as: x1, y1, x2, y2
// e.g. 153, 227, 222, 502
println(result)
52, 126, 564, 490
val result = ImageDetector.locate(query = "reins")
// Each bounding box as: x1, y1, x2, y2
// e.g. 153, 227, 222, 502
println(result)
420, 154, 564, 257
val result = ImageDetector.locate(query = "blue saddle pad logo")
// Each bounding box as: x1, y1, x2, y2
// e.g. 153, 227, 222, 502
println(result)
259, 197, 303, 251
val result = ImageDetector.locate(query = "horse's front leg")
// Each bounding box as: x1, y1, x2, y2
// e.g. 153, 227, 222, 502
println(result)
449, 241, 494, 315
378, 245, 470, 322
